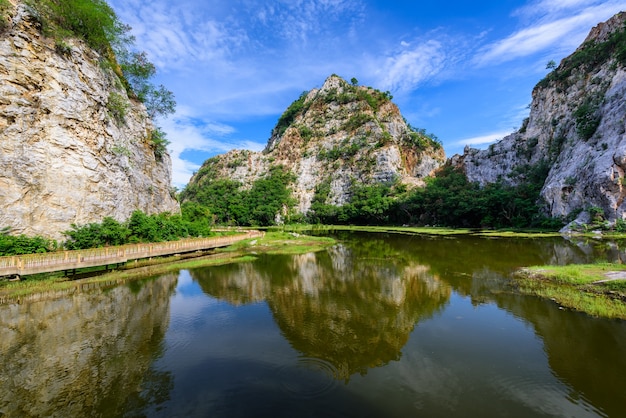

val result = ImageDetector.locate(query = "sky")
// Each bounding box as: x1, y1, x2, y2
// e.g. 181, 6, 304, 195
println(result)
107, 0, 626, 188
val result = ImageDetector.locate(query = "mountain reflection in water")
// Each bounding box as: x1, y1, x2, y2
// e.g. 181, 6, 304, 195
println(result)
191, 242, 451, 380
2, 232, 626, 417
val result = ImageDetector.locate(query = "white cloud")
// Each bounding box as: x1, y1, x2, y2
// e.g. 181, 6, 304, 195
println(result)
475, 1, 626, 66
376, 40, 447, 93
454, 132, 511, 148
160, 108, 265, 187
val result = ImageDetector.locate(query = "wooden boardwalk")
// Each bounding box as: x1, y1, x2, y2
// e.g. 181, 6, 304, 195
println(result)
0, 230, 263, 278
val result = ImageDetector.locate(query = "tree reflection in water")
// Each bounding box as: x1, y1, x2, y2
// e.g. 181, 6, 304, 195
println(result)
191, 239, 451, 380
0, 275, 176, 417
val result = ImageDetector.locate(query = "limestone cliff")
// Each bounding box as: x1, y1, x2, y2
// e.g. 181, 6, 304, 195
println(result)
0, 2, 179, 240
453, 12, 626, 228
186, 75, 445, 216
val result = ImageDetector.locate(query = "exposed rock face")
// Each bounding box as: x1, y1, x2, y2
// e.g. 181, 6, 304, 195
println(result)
0, 3, 179, 240
453, 12, 626, 227
187, 75, 445, 215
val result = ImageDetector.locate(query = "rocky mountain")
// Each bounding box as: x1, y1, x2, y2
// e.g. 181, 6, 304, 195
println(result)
453, 12, 626, 229
0, 2, 179, 240
185, 75, 445, 218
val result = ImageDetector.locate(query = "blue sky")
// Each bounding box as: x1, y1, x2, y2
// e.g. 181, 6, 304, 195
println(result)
107, 0, 626, 187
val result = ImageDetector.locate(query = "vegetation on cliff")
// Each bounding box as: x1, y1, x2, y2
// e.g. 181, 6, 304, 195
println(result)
537, 17, 626, 91
23, 0, 175, 157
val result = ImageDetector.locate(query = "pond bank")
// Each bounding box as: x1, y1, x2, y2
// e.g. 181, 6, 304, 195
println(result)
0, 232, 335, 303
513, 264, 626, 320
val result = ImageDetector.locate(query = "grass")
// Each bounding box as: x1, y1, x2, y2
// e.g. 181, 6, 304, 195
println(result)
513, 263, 626, 319
0, 231, 336, 303
277, 224, 562, 238
217, 230, 336, 255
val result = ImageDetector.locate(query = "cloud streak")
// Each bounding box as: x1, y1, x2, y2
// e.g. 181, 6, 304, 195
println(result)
107, 0, 626, 187
475, 0, 626, 66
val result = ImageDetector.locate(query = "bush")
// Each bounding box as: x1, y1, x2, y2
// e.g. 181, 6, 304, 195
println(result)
150, 128, 170, 160
63, 210, 213, 250
574, 99, 601, 140
107, 91, 128, 124
275, 91, 310, 137
0, 228, 57, 256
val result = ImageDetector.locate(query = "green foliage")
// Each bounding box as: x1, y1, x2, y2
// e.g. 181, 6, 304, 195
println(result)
342, 112, 375, 132
574, 98, 602, 140
0, 228, 57, 256
111, 142, 131, 157
64, 216, 129, 249
0, 0, 11, 32
307, 162, 561, 230
28, 0, 127, 54
308, 181, 401, 225
275, 91, 310, 137
54, 39, 72, 56
182, 166, 296, 226
26, 0, 176, 121
63, 210, 212, 250
107, 91, 128, 123
388, 165, 559, 229
150, 127, 170, 160
404, 121, 442, 150
537, 22, 626, 89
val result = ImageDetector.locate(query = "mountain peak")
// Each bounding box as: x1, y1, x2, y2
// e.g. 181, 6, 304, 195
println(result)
183, 76, 445, 219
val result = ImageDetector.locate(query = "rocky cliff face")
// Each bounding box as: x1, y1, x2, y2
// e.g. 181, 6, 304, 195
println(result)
0, 2, 179, 240
187, 75, 445, 215
453, 12, 626, 228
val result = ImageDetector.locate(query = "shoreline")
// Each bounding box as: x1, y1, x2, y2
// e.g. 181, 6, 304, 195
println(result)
513, 264, 626, 320
0, 231, 335, 304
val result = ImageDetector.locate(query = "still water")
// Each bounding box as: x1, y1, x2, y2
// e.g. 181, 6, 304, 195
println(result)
1, 232, 626, 417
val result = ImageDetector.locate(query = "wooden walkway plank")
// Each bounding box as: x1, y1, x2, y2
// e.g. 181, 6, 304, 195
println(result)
0, 231, 262, 278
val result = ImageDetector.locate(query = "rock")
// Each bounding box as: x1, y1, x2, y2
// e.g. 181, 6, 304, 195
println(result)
0, 3, 179, 240
454, 12, 626, 225
185, 75, 445, 215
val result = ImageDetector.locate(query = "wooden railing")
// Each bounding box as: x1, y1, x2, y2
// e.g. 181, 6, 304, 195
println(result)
0, 230, 263, 278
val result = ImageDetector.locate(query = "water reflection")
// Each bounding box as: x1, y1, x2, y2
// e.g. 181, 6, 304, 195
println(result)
489, 289, 626, 417
2, 233, 626, 417
0, 275, 176, 417
191, 241, 451, 380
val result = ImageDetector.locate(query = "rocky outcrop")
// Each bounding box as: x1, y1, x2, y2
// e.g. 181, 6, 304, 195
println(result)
186, 75, 445, 215
453, 12, 626, 228
0, 2, 179, 240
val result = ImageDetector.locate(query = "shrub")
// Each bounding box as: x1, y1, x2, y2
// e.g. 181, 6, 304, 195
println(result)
150, 128, 170, 160
574, 99, 601, 140
275, 91, 310, 137
107, 91, 128, 124
0, 0, 12, 32
0, 227, 57, 256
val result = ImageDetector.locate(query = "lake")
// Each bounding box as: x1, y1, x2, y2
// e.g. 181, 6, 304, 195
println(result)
1, 231, 626, 417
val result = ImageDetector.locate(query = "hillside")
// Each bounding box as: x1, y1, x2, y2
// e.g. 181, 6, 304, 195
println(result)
453, 12, 626, 230
182, 75, 445, 224
0, 1, 179, 240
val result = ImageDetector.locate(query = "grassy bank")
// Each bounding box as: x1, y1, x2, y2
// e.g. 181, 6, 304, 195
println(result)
513, 263, 626, 319
278, 224, 563, 238
0, 231, 335, 303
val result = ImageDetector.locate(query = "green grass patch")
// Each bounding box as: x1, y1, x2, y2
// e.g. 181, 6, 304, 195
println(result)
218, 230, 336, 255
513, 263, 626, 319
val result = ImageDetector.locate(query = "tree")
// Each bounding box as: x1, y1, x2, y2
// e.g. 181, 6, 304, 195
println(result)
546, 60, 557, 70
